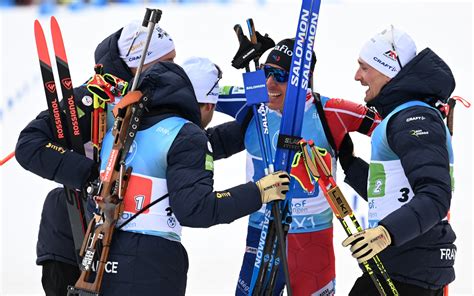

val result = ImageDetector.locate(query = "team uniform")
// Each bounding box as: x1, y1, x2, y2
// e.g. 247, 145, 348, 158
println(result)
15, 28, 244, 296
217, 86, 381, 295
97, 61, 266, 295
350, 48, 456, 295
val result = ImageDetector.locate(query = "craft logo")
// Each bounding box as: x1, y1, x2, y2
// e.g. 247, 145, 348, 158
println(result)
373, 56, 397, 72
406, 116, 426, 122
383, 50, 398, 61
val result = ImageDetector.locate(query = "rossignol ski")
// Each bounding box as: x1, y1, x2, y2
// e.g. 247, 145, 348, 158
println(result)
34, 17, 87, 264
245, 1, 322, 294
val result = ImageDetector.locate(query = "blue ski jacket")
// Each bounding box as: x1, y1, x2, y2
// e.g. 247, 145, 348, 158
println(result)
364, 48, 457, 289
120, 61, 262, 228
99, 61, 264, 295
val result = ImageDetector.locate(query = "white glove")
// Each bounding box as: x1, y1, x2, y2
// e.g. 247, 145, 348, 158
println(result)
255, 171, 290, 204
342, 225, 392, 263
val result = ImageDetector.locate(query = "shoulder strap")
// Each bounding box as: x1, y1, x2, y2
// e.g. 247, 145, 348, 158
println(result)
358, 107, 377, 135
313, 92, 337, 153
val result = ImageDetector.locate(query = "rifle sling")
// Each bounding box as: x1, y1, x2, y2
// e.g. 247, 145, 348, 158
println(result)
117, 193, 169, 230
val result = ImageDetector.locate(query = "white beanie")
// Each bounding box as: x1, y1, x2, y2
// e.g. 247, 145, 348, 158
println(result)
118, 20, 175, 68
181, 57, 221, 105
359, 26, 417, 78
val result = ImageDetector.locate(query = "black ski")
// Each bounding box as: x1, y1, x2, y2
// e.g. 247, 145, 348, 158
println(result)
34, 17, 87, 264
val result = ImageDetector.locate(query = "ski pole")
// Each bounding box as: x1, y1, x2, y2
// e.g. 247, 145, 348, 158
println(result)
235, 19, 292, 295
300, 140, 399, 296
0, 151, 15, 166
247, 18, 292, 295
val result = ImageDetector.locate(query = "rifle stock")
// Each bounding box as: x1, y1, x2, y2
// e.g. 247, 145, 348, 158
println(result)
68, 8, 161, 295
68, 98, 142, 295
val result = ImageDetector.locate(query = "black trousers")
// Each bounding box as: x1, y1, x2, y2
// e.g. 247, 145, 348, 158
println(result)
349, 272, 444, 296
42, 260, 80, 296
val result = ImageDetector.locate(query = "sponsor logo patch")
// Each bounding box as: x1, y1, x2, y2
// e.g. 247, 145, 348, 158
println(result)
45, 142, 66, 154
82, 95, 93, 106
216, 191, 231, 199
383, 50, 398, 61
205, 154, 214, 171
207, 141, 213, 153
410, 129, 429, 137
406, 116, 426, 122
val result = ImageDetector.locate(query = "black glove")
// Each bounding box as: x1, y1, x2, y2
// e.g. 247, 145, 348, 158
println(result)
338, 134, 355, 172
339, 134, 369, 200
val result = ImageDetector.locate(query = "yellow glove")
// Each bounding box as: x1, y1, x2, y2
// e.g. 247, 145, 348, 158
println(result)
342, 225, 392, 263
255, 171, 290, 204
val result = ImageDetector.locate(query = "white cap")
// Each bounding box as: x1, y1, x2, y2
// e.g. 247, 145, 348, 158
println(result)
118, 20, 175, 69
359, 26, 417, 78
181, 57, 221, 104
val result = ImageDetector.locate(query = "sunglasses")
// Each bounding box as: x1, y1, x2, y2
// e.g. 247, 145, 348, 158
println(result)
262, 65, 289, 83
205, 64, 223, 96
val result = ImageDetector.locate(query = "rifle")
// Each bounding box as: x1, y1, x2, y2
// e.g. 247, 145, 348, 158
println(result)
67, 8, 162, 296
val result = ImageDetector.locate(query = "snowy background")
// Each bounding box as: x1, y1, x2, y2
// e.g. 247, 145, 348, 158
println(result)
0, 0, 472, 295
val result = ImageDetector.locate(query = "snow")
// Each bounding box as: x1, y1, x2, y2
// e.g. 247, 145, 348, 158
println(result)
0, 1, 472, 295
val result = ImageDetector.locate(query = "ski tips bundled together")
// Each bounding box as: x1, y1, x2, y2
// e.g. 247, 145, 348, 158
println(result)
245, 1, 323, 295
34, 16, 88, 268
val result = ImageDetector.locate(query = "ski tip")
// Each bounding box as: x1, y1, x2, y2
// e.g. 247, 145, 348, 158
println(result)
34, 19, 43, 33
50, 15, 58, 27
34, 20, 52, 67
50, 16, 68, 63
